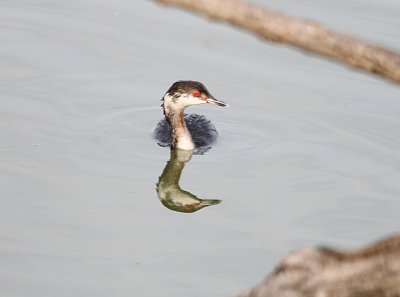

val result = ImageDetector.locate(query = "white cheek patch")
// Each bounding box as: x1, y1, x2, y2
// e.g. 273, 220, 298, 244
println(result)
181, 94, 206, 106
163, 93, 184, 111
164, 93, 176, 103
164, 93, 205, 110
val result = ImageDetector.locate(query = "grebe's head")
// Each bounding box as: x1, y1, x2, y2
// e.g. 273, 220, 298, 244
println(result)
162, 80, 228, 111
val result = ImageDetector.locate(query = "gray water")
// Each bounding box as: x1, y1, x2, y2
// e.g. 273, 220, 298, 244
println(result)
1, 0, 400, 296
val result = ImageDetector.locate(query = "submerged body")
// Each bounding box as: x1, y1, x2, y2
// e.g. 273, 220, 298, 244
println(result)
153, 80, 227, 150
154, 113, 218, 148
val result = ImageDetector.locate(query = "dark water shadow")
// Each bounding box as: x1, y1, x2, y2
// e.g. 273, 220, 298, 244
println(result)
156, 148, 222, 213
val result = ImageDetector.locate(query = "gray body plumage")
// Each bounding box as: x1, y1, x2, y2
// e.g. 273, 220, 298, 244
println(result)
154, 113, 218, 148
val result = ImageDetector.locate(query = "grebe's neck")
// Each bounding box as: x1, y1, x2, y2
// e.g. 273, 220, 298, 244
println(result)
164, 103, 194, 151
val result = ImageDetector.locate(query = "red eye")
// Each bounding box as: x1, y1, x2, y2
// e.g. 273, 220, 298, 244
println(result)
193, 90, 201, 97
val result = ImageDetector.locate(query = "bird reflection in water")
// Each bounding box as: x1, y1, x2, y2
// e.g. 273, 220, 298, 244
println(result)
156, 148, 221, 213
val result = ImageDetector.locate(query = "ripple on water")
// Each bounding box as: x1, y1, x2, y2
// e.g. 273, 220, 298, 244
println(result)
93, 106, 169, 165
96, 106, 278, 163
211, 108, 277, 159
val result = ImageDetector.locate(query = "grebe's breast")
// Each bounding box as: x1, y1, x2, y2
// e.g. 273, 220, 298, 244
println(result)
154, 113, 218, 149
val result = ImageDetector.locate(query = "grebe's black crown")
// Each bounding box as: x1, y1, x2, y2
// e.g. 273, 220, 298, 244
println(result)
166, 80, 212, 98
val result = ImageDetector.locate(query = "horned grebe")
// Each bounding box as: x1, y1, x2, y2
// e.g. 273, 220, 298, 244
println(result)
154, 81, 228, 151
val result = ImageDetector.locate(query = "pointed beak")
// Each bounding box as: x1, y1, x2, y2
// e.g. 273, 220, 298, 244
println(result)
206, 96, 229, 107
